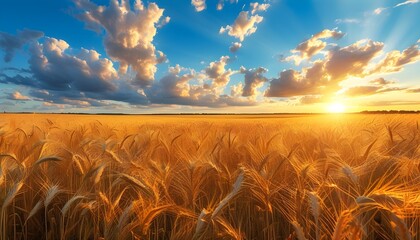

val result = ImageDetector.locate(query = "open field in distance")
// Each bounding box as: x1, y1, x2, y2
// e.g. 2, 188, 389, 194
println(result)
0, 114, 419, 239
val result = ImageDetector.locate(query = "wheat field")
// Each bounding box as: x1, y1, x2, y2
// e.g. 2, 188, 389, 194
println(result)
0, 113, 419, 240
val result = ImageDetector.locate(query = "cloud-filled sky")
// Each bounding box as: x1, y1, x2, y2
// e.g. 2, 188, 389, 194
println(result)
0, 0, 419, 113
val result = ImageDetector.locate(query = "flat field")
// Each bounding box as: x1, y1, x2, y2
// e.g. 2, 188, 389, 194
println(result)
0, 114, 419, 239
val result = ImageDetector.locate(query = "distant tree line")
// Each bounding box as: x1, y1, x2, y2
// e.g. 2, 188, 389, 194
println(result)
360, 110, 420, 114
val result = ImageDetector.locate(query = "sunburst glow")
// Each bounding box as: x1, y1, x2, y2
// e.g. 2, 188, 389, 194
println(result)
327, 103, 346, 113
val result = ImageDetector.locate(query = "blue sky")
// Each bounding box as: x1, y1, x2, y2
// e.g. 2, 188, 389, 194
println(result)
0, 0, 419, 113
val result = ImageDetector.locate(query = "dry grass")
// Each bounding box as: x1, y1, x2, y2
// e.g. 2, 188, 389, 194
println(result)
0, 113, 419, 239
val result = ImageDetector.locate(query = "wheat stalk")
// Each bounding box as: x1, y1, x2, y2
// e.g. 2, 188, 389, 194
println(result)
212, 170, 244, 219
2, 181, 23, 211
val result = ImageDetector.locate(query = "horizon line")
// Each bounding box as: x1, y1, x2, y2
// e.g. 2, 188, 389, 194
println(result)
1, 110, 420, 115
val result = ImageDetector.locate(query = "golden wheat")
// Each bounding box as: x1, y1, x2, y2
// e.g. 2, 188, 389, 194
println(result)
0, 114, 419, 239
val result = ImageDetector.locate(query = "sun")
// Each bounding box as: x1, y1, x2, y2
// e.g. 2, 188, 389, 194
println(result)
327, 103, 346, 113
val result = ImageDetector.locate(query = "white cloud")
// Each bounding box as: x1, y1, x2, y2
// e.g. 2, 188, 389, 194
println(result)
220, 11, 263, 42
229, 42, 242, 53
157, 16, 171, 28
285, 29, 344, 65
10, 91, 30, 101
217, 2, 224, 10
29, 37, 118, 92
74, 0, 168, 87
373, 0, 419, 15
368, 42, 420, 74
1, 34, 151, 107
240, 66, 268, 97
205, 56, 235, 87
373, 7, 387, 15
217, 0, 238, 11
250, 2, 270, 15
395, 0, 420, 7
147, 64, 255, 107
192, 0, 206, 12
270, 37, 418, 102
267, 39, 384, 97
230, 82, 243, 97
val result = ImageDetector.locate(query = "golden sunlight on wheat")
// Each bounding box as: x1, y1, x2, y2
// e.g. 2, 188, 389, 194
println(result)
0, 114, 419, 239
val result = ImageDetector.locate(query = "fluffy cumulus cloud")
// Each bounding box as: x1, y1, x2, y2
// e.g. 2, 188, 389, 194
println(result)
285, 29, 344, 65
266, 39, 384, 97
368, 42, 420, 74
147, 64, 255, 107
266, 35, 420, 102
239, 66, 268, 97
220, 11, 263, 42
74, 0, 168, 87
230, 82, 243, 97
325, 40, 383, 80
204, 56, 234, 87
0, 29, 44, 62
2, 20, 420, 111
1, 34, 149, 107
9, 91, 30, 101
221, 6, 271, 52
28, 37, 118, 92
0, 30, 254, 108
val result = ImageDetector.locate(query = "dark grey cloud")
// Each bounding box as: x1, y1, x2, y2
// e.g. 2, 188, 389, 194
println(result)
0, 74, 37, 87
0, 29, 44, 62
